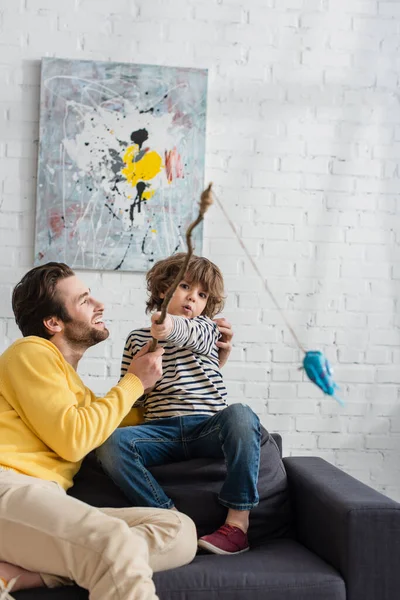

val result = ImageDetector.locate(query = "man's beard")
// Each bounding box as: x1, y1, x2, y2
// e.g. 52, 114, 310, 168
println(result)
63, 320, 109, 349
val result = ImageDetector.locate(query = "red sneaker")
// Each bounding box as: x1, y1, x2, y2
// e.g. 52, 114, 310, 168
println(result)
198, 524, 249, 555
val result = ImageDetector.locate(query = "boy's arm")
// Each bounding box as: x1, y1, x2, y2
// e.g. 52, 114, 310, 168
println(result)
120, 333, 134, 378
120, 330, 150, 378
3, 342, 144, 463
152, 313, 220, 356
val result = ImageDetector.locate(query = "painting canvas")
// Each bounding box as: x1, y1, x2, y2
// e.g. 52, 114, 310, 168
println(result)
34, 58, 208, 272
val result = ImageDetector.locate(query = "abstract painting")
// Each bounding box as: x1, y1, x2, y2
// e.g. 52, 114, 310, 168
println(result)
34, 58, 208, 271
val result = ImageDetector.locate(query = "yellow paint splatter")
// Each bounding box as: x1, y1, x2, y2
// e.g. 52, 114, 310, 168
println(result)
142, 189, 155, 200
151, 229, 157, 233
122, 145, 163, 188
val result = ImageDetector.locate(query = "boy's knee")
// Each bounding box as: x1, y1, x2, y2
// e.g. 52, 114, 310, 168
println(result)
224, 403, 260, 428
96, 429, 126, 470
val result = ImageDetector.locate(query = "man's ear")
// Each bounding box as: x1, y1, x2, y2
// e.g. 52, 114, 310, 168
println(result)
43, 316, 63, 336
160, 292, 165, 299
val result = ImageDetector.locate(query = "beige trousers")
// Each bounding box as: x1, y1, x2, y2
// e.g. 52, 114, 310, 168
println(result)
0, 470, 197, 600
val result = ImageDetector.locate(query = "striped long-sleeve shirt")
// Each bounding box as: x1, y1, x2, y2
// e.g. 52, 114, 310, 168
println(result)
121, 315, 228, 421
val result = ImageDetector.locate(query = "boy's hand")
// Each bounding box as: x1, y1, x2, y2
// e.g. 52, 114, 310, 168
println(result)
151, 312, 173, 340
214, 317, 233, 368
127, 342, 164, 390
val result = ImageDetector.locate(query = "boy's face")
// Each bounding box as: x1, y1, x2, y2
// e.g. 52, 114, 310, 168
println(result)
162, 280, 209, 319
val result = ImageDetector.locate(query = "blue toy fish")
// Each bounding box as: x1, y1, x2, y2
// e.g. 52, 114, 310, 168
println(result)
303, 351, 344, 407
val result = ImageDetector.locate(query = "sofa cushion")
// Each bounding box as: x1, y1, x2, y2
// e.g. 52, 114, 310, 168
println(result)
14, 539, 345, 600
69, 426, 292, 544
153, 539, 345, 600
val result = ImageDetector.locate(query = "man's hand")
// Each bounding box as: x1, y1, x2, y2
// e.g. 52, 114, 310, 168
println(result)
127, 342, 164, 390
151, 312, 173, 340
214, 317, 233, 368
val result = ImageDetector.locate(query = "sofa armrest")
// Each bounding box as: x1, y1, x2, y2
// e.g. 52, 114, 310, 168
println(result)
283, 456, 400, 600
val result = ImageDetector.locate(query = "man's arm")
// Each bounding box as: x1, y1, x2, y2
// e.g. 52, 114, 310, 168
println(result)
121, 332, 156, 395
3, 340, 162, 463
151, 313, 219, 357
214, 317, 233, 368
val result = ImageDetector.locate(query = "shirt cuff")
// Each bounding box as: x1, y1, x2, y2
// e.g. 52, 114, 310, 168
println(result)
118, 373, 144, 399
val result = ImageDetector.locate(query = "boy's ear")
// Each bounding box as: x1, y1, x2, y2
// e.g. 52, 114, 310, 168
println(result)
43, 316, 63, 336
160, 292, 165, 299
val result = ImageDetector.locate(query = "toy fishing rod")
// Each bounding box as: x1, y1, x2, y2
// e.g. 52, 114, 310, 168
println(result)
149, 182, 343, 406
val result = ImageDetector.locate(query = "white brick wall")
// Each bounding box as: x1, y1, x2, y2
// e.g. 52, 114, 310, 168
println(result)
1, 0, 400, 500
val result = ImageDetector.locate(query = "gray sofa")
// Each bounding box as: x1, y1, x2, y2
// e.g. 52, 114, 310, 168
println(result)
14, 428, 400, 600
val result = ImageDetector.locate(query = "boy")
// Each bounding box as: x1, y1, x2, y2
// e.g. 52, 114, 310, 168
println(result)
97, 253, 261, 555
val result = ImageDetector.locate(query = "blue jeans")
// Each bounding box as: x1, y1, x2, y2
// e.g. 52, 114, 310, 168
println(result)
96, 403, 261, 511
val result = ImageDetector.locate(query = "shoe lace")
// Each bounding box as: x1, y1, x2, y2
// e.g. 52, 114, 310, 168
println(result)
218, 524, 237, 536
0, 577, 18, 600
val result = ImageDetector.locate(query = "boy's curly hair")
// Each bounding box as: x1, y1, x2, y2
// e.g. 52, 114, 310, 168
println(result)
146, 253, 225, 319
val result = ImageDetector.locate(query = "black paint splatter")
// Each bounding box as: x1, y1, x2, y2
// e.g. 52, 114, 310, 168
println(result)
129, 181, 148, 223
115, 232, 134, 271
105, 204, 120, 220
141, 226, 150, 254
130, 129, 148, 149
139, 107, 154, 115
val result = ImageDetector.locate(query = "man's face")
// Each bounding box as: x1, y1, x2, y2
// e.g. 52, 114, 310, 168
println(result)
55, 276, 109, 348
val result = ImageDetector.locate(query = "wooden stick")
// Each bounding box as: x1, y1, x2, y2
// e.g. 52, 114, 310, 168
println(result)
148, 183, 214, 352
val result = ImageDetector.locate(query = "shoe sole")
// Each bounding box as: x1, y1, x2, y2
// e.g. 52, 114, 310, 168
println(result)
197, 539, 250, 556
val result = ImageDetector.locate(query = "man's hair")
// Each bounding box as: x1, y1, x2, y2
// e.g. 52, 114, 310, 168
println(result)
146, 253, 225, 318
12, 262, 75, 339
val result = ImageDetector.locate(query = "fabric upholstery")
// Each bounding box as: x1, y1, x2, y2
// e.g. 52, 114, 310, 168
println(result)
14, 539, 345, 600
284, 456, 400, 600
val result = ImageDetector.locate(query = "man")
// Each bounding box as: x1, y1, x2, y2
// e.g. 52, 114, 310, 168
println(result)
0, 262, 200, 600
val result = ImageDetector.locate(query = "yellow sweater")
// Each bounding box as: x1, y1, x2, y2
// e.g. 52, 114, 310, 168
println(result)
0, 336, 144, 490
